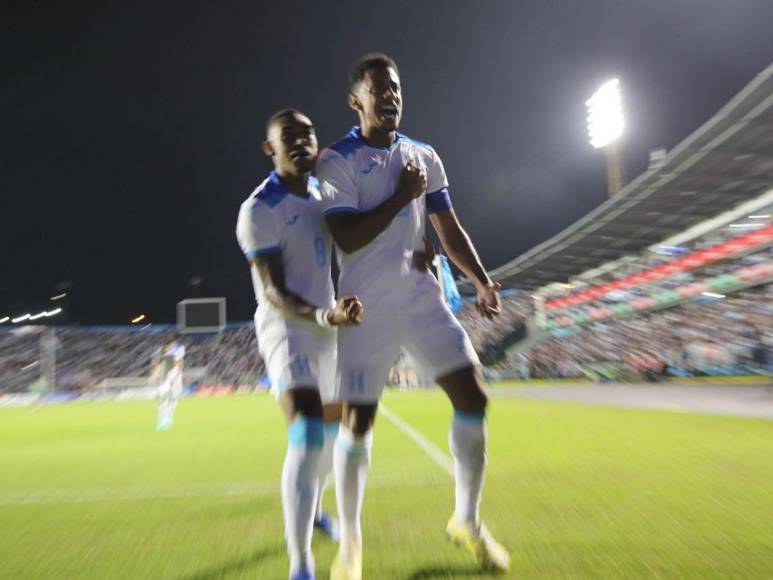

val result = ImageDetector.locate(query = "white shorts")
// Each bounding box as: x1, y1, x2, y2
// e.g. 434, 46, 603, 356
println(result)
158, 377, 182, 399
254, 309, 337, 403
336, 273, 479, 403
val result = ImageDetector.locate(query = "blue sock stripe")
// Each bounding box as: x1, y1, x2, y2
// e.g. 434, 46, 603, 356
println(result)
323, 422, 340, 439
287, 417, 324, 448
453, 410, 486, 425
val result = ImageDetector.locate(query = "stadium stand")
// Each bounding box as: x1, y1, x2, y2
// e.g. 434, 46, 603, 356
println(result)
0, 324, 262, 394
517, 285, 771, 380
470, 63, 773, 291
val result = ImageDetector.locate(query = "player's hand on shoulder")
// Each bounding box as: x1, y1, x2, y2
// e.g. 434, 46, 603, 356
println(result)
476, 281, 502, 320
330, 296, 364, 326
397, 161, 427, 201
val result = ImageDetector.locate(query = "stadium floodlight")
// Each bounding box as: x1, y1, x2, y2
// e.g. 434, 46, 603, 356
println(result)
45, 308, 62, 317
0, 316, 9, 324
586, 79, 624, 149
12, 313, 31, 323
131, 314, 146, 324
748, 214, 770, 219
586, 78, 626, 197
50, 293, 67, 301
29, 311, 47, 321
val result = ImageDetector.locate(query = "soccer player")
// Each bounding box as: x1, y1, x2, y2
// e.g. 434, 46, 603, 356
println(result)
152, 337, 185, 431
317, 54, 510, 578
236, 109, 363, 580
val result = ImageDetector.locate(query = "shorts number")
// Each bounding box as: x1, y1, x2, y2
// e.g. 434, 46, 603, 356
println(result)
290, 355, 311, 377
347, 370, 365, 394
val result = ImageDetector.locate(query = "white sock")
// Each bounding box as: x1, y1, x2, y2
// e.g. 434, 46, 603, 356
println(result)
166, 398, 177, 422
158, 400, 170, 425
316, 422, 339, 519
449, 411, 487, 528
334, 426, 373, 554
282, 417, 323, 575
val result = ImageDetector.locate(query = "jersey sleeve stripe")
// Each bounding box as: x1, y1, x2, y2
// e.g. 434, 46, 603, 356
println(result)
323, 206, 360, 216
244, 245, 281, 259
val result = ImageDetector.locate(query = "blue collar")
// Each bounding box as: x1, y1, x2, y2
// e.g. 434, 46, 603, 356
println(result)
257, 171, 318, 208
349, 126, 402, 151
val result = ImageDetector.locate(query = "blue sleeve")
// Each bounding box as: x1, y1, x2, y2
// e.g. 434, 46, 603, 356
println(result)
426, 187, 452, 214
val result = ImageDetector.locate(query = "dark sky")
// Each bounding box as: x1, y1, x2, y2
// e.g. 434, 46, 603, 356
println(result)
2, 1, 772, 325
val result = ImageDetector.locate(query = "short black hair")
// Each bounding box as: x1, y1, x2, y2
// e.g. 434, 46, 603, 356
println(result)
349, 53, 399, 92
265, 108, 308, 136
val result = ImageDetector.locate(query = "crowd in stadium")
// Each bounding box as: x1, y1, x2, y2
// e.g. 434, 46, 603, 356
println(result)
516, 285, 771, 380
0, 324, 262, 393
2, 223, 770, 393
542, 218, 772, 319
2, 277, 770, 393
0, 329, 41, 394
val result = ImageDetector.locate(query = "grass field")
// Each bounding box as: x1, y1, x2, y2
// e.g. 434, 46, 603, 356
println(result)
2, 386, 773, 579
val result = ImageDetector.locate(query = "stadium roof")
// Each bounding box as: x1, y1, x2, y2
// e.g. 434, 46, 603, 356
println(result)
482, 62, 773, 291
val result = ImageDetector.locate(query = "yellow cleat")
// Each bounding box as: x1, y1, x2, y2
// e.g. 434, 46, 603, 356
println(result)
446, 517, 511, 573
330, 541, 362, 580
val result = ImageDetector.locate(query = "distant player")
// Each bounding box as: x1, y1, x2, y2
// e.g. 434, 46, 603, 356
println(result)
152, 338, 185, 431
317, 54, 510, 578
236, 109, 363, 580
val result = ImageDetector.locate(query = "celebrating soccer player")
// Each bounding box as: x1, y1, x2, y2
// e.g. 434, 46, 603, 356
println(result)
236, 109, 363, 580
317, 54, 510, 579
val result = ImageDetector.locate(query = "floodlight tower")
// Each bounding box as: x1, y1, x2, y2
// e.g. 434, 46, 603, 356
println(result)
586, 79, 625, 197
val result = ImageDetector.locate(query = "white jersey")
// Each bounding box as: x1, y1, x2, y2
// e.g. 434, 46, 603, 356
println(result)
156, 341, 185, 384
236, 171, 335, 323
316, 127, 452, 309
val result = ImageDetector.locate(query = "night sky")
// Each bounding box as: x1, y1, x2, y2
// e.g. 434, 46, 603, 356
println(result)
2, 1, 772, 325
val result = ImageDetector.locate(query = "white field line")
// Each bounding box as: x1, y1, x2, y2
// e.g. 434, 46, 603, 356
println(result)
0, 473, 445, 506
379, 404, 454, 477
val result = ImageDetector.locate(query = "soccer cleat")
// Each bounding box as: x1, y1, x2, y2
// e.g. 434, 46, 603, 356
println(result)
290, 571, 314, 580
313, 513, 340, 542
330, 541, 362, 580
446, 517, 511, 572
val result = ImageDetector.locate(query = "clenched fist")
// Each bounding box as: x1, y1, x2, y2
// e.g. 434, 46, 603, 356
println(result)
397, 161, 427, 201
329, 296, 364, 325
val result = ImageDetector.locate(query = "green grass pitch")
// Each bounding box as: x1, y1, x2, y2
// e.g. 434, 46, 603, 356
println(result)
2, 386, 773, 578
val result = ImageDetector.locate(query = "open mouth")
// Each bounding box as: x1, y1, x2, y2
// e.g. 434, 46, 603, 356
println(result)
379, 105, 399, 122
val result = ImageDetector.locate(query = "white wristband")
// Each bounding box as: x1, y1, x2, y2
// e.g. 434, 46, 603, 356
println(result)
315, 308, 332, 328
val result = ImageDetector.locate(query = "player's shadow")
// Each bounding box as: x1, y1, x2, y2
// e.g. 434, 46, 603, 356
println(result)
407, 564, 496, 579
179, 546, 282, 580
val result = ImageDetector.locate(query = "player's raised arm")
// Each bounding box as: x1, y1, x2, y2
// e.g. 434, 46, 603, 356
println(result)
429, 208, 501, 319
322, 158, 426, 254
251, 251, 363, 326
